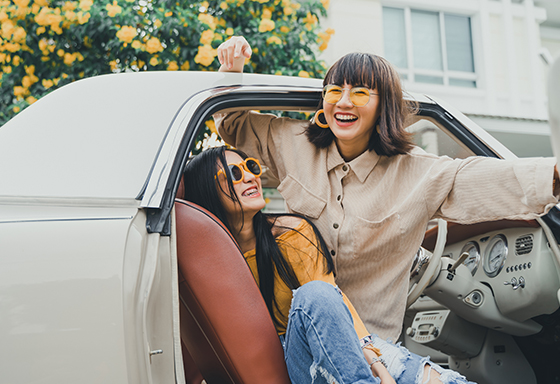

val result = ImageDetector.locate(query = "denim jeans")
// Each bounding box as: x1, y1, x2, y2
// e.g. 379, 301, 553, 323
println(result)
281, 281, 477, 384
282, 281, 380, 384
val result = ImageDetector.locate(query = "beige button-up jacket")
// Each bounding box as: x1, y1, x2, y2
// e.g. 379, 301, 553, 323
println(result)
215, 110, 558, 341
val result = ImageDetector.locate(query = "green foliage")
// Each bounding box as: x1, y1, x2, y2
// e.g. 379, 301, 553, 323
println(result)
0, 0, 333, 126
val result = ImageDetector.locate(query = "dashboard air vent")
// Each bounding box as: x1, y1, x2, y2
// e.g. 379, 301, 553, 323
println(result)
515, 235, 533, 256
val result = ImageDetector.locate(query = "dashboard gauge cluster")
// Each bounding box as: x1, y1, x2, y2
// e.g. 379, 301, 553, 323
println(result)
457, 235, 509, 278
482, 235, 508, 277
460, 241, 481, 276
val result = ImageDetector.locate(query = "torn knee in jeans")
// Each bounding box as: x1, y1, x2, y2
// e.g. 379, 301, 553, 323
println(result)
310, 361, 340, 384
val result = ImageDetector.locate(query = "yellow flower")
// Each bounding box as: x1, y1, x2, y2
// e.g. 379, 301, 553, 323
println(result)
275, 70, 282, 75
14, 0, 30, 7
164, 11, 172, 17
262, 9, 271, 19
25, 64, 35, 74
303, 12, 317, 26
200, 29, 214, 45
0, 11, 8, 23
205, 119, 216, 133
12, 56, 21, 66
145, 37, 163, 54
131, 40, 142, 49
62, 1, 77, 11
116, 26, 137, 43
13, 106, 21, 113
36, 26, 45, 34
226, 27, 234, 36
298, 70, 310, 78
26, 96, 37, 104
149, 56, 159, 66
106, 1, 122, 17
258, 18, 275, 33
0, 53, 6, 63
180, 61, 190, 70
198, 13, 216, 29
194, 44, 217, 67
137, 60, 145, 68
77, 11, 90, 24
65, 10, 76, 21
64, 52, 77, 65
220, 2, 227, 9
109, 60, 118, 71
62, 73, 68, 79
14, 86, 26, 97
167, 61, 178, 71
34, 0, 49, 6
283, 7, 292, 16
41, 56, 49, 61
42, 78, 54, 88
12, 27, 27, 43
57, 49, 64, 57
125, 0, 134, 2
79, 0, 93, 11
266, 36, 281, 45
154, 19, 162, 28
280, 25, 289, 33
321, 0, 329, 9
3, 66, 12, 74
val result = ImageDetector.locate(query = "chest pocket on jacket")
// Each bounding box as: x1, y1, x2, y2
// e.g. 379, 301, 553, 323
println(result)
278, 175, 326, 219
350, 212, 405, 260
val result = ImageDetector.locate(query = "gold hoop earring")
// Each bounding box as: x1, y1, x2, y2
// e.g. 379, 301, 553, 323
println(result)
313, 109, 329, 129
376, 125, 381, 134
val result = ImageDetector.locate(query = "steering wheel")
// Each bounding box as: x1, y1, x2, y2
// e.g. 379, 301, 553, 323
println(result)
407, 219, 447, 307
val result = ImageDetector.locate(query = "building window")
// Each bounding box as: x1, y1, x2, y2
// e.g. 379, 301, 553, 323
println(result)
383, 6, 476, 88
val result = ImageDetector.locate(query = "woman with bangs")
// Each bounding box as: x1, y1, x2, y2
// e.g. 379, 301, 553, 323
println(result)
182, 146, 474, 384
213, 36, 558, 384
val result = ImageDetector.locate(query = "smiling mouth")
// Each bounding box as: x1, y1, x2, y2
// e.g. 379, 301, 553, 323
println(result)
335, 114, 358, 123
242, 187, 260, 197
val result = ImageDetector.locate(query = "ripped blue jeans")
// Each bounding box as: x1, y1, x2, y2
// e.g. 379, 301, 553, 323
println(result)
281, 281, 476, 384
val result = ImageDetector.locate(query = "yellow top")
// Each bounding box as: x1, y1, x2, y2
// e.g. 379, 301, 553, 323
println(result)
243, 219, 370, 340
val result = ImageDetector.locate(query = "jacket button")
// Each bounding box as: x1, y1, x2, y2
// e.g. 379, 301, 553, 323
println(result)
333, 223, 339, 229
342, 165, 348, 172
331, 250, 336, 256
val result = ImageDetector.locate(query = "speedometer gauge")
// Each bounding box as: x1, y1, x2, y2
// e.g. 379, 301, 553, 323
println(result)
483, 234, 508, 277
460, 241, 480, 276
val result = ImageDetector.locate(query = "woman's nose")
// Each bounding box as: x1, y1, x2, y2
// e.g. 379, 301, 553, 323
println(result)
242, 168, 257, 183
337, 89, 353, 107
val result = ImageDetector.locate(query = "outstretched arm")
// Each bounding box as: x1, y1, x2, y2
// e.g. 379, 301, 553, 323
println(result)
217, 36, 252, 73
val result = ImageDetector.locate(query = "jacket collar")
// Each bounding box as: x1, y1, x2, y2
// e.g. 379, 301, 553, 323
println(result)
326, 143, 380, 183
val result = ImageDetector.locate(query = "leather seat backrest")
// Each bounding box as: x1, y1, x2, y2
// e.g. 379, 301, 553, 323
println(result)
174, 199, 290, 384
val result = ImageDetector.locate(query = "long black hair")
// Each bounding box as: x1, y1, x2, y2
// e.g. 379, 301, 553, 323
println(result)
182, 146, 334, 327
306, 52, 416, 156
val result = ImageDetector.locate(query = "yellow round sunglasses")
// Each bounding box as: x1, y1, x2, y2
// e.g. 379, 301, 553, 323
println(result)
216, 157, 262, 184
322, 85, 378, 107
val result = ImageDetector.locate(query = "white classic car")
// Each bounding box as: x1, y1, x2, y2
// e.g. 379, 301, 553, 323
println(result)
1, 59, 559, 384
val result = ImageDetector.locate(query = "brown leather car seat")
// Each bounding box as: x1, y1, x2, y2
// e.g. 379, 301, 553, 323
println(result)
174, 199, 291, 384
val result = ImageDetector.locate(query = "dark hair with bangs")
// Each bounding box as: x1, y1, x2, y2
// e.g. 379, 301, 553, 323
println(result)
182, 146, 333, 328
305, 53, 417, 157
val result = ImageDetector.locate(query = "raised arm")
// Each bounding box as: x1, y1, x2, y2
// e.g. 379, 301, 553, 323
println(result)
217, 36, 252, 73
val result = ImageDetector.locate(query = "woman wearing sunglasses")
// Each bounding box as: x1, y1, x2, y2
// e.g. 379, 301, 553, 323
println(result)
213, 36, 558, 383
182, 146, 473, 384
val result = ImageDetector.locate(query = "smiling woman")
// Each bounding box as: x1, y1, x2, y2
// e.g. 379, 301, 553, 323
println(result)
213, 35, 560, 384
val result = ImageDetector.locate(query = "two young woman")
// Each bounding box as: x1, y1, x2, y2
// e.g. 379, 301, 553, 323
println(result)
182, 146, 474, 384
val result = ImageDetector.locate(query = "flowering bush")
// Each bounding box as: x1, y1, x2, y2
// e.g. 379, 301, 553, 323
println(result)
0, 0, 332, 126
